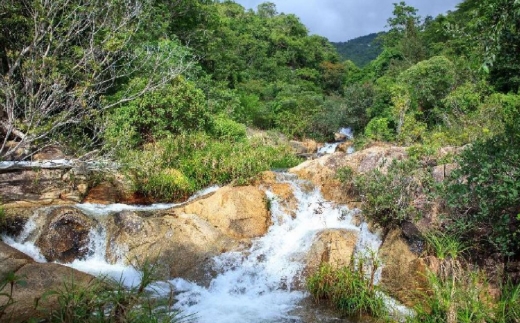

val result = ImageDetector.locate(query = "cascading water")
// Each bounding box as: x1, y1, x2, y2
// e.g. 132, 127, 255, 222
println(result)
317, 127, 356, 156
153, 173, 382, 323
2, 174, 395, 322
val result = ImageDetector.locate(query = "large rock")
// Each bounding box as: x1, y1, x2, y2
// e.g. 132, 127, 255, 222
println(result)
379, 229, 429, 307
305, 229, 359, 275
290, 139, 320, 156
0, 242, 95, 323
254, 171, 298, 218
105, 210, 240, 281
35, 207, 96, 263
290, 144, 408, 206
0, 162, 92, 207
177, 186, 270, 239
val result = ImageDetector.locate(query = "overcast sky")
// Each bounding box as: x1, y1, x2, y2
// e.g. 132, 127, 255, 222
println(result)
234, 0, 462, 42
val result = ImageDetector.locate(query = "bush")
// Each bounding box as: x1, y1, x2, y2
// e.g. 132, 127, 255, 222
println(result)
364, 117, 394, 141
104, 77, 210, 148
445, 132, 520, 257
209, 115, 247, 141
353, 159, 434, 227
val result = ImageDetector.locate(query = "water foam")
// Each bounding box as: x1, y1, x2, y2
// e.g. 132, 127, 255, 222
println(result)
165, 173, 381, 323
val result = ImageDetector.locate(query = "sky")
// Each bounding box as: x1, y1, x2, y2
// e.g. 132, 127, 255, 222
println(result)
234, 0, 462, 42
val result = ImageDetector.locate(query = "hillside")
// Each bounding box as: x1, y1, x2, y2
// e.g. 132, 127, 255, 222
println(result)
331, 32, 384, 67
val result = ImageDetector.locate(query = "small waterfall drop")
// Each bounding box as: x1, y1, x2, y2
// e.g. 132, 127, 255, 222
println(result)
157, 173, 382, 323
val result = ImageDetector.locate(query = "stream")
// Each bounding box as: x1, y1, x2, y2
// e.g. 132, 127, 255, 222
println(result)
3, 172, 388, 322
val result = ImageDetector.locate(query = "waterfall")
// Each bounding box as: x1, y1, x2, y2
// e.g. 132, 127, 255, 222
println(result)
2, 174, 398, 322
155, 173, 382, 323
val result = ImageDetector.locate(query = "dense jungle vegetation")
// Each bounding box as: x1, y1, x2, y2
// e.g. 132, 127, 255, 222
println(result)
1, 0, 520, 321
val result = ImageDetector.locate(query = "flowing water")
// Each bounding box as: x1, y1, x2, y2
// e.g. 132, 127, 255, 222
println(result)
3, 173, 388, 322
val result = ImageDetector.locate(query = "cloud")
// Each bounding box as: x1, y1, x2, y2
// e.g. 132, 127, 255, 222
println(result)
234, 0, 462, 41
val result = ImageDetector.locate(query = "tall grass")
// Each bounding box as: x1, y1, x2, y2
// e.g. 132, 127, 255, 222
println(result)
307, 253, 388, 319
40, 260, 191, 323
424, 231, 467, 261
123, 133, 301, 201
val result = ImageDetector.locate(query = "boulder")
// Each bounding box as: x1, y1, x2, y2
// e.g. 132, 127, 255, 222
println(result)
379, 229, 429, 307
177, 186, 270, 239
0, 166, 89, 208
254, 171, 298, 218
432, 163, 459, 182
106, 211, 240, 281
305, 229, 359, 275
32, 145, 67, 161
290, 144, 408, 206
35, 207, 96, 263
83, 174, 146, 204
0, 242, 95, 323
289, 139, 320, 155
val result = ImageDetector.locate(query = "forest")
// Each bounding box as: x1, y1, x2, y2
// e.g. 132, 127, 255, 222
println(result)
332, 32, 383, 67
1, 0, 520, 321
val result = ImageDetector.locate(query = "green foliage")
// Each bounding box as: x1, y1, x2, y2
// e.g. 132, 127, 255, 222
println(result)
105, 77, 209, 148
364, 117, 394, 141
210, 115, 247, 141
331, 33, 384, 68
353, 159, 434, 227
125, 133, 300, 201
396, 114, 427, 145
43, 260, 188, 323
445, 125, 520, 257
398, 56, 456, 124
408, 269, 495, 323
424, 231, 467, 261
307, 253, 387, 319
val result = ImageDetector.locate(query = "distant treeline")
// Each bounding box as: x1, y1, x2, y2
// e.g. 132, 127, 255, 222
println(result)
331, 32, 384, 67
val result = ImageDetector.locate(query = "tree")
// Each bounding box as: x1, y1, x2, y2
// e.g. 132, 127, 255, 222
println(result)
0, 0, 193, 159
384, 1, 425, 64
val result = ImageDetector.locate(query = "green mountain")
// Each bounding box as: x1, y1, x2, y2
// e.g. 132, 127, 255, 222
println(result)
331, 32, 384, 67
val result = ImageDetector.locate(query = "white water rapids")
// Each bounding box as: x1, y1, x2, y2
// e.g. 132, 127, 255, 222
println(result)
3, 172, 391, 322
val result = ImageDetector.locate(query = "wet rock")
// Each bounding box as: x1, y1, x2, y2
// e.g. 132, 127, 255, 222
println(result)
334, 132, 348, 142
35, 207, 96, 263
290, 144, 408, 207
106, 212, 240, 282
379, 229, 429, 307
305, 229, 359, 275
83, 182, 120, 204
290, 139, 319, 155
83, 174, 144, 204
0, 164, 91, 208
0, 241, 33, 274
0, 242, 95, 323
254, 171, 298, 218
178, 186, 270, 239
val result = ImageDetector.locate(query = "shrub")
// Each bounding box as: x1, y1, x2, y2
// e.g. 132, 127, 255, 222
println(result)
364, 117, 394, 141
353, 159, 435, 227
209, 115, 247, 141
104, 77, 210, 148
